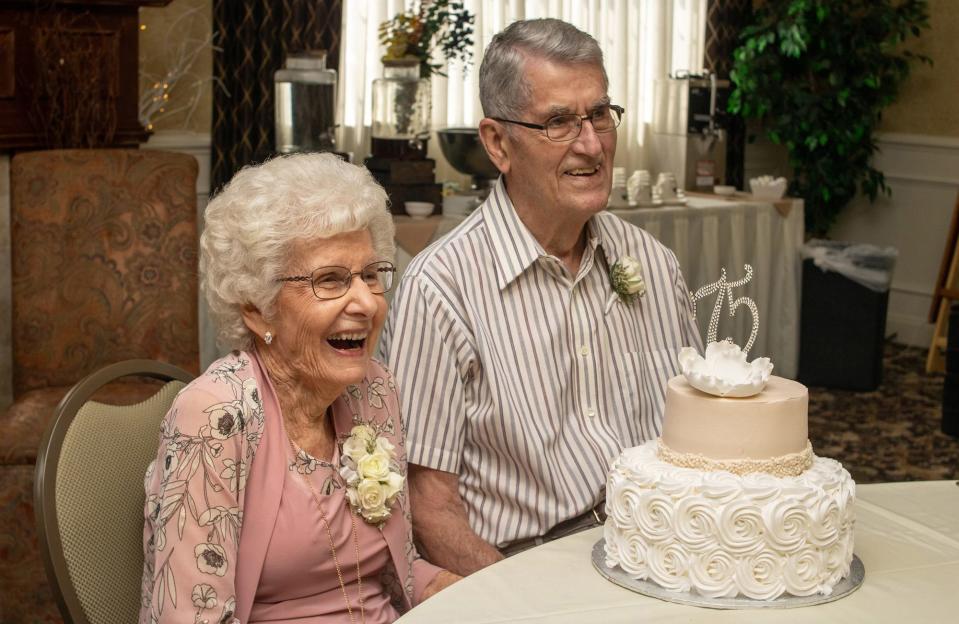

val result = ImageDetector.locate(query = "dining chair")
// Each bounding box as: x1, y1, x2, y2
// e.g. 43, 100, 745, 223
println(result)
33, 359, 194, 624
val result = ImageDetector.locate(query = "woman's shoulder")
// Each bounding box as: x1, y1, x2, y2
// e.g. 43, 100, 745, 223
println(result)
164, 350, 265, 437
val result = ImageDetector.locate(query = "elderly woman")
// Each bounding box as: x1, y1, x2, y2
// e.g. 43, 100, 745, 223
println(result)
139, 153, 458, 624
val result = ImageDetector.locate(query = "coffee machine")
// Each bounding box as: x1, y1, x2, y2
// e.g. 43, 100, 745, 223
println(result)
649, 71, 730, 192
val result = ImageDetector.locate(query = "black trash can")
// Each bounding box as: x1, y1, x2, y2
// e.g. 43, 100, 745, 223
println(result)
942, 303, 959, 438
798, 241, 897, 391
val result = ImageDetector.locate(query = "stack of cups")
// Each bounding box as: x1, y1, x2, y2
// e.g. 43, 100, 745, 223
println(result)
656, 172, 677, 201
610, 167, 629, 207
627, 170, 652, 205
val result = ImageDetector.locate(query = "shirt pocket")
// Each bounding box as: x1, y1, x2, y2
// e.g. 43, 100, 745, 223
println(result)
619, 347, 680, 440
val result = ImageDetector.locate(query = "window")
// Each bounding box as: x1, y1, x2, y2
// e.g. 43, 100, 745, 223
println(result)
337, 0, 706, 180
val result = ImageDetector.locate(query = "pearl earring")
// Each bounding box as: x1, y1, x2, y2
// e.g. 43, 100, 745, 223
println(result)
264, 331, 273, 345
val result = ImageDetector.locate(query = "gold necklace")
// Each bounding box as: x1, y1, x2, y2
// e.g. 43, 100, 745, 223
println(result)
288, 437, 367, 624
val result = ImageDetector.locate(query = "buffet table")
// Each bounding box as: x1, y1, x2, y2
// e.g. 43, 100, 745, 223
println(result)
394, 194, 803, 377
396, 481, 959, 623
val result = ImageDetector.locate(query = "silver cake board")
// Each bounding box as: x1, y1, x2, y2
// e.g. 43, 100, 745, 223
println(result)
591, 539, 864, 610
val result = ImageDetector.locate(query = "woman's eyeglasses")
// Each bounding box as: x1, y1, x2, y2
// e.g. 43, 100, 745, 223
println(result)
276, 260, 396, 300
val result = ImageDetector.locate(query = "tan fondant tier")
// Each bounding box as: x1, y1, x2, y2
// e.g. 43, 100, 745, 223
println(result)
661, 375, 808, 461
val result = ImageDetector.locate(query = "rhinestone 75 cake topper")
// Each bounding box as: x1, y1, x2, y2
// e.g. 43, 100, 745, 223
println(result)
689, 264, 759, 354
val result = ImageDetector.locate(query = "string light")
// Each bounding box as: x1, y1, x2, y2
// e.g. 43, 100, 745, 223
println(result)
138, 5, 221, 130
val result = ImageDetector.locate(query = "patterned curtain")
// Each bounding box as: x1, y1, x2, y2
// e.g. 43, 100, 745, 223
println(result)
704, 0, 752, 190
211, 0, 342, 193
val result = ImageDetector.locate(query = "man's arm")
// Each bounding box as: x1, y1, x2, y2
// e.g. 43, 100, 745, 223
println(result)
408, 463, 505, 576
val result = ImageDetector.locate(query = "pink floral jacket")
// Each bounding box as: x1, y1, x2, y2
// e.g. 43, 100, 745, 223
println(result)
139, 350, 440, 623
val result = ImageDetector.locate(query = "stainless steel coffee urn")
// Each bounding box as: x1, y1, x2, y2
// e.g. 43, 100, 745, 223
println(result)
649, 71, 730, 191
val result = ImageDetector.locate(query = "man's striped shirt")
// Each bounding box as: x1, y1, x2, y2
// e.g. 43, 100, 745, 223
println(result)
380, 178, 702, 547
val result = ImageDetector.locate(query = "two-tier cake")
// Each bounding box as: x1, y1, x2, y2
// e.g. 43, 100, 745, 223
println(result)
602, 269, 856, 601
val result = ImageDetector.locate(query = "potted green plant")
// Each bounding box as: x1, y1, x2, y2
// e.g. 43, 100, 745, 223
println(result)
372, 1, 475, 143
379, 0, 475, 79
728, 0, 932, 235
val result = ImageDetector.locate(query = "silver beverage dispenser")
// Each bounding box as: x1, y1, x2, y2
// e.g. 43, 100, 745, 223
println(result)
649, 71, 729, 191
274, 51, 337, 154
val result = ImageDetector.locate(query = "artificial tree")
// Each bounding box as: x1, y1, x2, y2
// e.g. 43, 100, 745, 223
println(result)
728, 0, 931, 235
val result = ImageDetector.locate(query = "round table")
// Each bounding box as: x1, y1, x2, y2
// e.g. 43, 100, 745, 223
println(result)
398, 481, 959, 623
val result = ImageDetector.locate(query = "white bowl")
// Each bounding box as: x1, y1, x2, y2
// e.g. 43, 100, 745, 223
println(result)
404, 201, 434, 219
713, 185, 736, 197
749, 176, 787, 200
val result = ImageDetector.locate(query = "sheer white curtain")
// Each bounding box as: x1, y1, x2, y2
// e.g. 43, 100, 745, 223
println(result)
337, 0, 706, 183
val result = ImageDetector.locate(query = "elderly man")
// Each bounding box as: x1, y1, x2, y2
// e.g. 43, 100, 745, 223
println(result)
379, 18, 701, 575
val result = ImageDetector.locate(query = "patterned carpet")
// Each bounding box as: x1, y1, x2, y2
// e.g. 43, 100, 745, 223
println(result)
808, 342, 959, 483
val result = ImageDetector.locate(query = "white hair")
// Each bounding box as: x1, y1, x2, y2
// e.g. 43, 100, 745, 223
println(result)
200, 152, 395, 351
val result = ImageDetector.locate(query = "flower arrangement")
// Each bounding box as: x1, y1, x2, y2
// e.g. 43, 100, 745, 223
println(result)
339, 424, 405, 525
379, 0, 475, 78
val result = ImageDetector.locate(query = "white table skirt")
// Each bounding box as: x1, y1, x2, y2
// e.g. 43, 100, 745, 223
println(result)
393, 196, 804, 377
397, 481, 959, 623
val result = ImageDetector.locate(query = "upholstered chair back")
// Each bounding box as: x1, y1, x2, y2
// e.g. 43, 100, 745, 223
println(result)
10, 149, 200, 393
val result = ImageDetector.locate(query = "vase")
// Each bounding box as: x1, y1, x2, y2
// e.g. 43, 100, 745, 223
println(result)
371, 59, 431, 142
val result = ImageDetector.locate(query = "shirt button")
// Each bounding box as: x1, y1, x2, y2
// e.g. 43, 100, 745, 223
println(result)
586, 408, 596, 418
580, 345, 589, 356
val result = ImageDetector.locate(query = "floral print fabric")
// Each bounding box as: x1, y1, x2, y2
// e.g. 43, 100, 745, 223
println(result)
139, 351, 438, 623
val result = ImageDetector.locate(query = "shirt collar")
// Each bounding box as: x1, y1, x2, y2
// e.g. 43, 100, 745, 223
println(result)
481, 177, 619, 290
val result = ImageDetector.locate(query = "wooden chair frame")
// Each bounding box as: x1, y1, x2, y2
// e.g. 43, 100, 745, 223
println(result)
927, 191, 959, 373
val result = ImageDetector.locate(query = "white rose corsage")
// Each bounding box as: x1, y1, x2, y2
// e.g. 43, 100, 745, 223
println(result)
606, 255, 646, 313
338, 424, 404, 526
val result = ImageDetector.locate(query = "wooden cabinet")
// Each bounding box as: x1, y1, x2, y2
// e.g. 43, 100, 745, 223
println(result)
0, 0, 170, 151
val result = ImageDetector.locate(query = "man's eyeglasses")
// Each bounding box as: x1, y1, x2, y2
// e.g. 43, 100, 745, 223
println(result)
491, 104, 624, 142
275, 260, 396, 300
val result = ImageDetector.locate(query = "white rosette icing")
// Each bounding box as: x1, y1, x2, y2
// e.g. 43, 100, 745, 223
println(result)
699, 472, 743, 503
808, 496, 842, 547
607, 471, 644, 529
633, 492, 674, 543
674, 496, 719, 552
717, 499, 766, 556
608, 528, 650, 578
782, 547, 825, 596
761, 498, 810, 554
736, 552, 786, 600
654, 468, 702, 499
603, 440, 856, 600
646, 543, 692, 593
688, 549, 739, 598
740, 472, 783, 502
678, 341, 773, 397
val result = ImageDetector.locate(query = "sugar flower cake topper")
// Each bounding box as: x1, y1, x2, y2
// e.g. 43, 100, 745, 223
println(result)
679, 264, 773, 397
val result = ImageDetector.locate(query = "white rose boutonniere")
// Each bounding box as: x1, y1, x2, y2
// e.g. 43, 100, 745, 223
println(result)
606, 255, 646, 313
340, 425, 404, 526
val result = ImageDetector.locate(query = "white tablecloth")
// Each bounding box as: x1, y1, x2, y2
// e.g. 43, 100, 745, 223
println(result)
394, 196, 804, 377
397, 481, 959, 623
